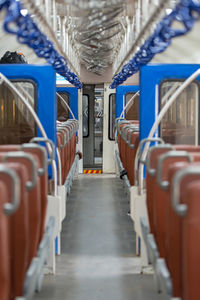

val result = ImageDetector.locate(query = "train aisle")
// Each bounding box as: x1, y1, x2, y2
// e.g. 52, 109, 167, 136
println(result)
34, 175, 166, 300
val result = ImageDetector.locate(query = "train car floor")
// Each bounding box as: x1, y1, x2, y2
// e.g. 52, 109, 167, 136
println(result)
33, 174, 167, 300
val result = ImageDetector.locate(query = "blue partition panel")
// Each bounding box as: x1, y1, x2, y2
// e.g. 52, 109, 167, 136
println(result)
56, 87, 78, 120
0, 64, 56, 176
140, 64, 200, 142
116, 85, 139, 118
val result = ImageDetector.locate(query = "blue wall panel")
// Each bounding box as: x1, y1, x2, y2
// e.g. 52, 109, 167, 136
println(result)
0, 64, 56, 176
116, 85, 139, 118
56, 87, 78, 120
140, 64, 200, 142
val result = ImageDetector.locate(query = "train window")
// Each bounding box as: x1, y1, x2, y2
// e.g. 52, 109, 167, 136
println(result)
57, 92, 69, 121
109, 93, 116, 140
94, 86, 104, 165
0, 81, 36, 144
125, 92, 139, 120
83, 94, 89, 137
159, 80, 199, 145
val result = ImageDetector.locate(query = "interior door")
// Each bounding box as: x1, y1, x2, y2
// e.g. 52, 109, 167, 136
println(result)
82, 84, 95, 168
82, 84, 104, 169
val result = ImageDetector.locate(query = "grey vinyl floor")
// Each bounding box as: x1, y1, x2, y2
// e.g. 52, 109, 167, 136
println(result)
33, 174, 167, 300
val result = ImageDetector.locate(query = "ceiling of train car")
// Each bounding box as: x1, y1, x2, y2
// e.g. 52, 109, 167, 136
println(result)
0, 0, 133, 75
0, 0, 200, 81
56, 0, 130, 75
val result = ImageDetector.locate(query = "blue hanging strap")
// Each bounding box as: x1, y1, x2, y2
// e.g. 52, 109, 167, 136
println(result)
110, 0, 200, 89
0, 0, 82, 88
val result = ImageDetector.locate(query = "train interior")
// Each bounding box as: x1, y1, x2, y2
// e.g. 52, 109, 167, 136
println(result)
0, 0, 200, 300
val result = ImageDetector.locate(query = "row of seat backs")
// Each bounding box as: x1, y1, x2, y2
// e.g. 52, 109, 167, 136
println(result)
57, 120, 78, 184
146, 144, 200, 300
117, 120, 139, 185
0, 143, 49, 300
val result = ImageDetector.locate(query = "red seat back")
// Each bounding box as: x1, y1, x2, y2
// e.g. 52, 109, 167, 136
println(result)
0, 162, 29, 300
146, 146, 173, 234
0, 144, 48, 242
166, 162, 200, 297
154, 154, 192, 258
0, 153, 40, 267
126, 132, 139, 185
21, 146, 48, 242
182, 180, 200, 300
0, 182, 10, 300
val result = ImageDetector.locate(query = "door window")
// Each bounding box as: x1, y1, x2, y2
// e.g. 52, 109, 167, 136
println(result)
0, 81, 36, 144
57, 92, 69, 121
159, 81, 199, 145
94, 87, 104, 165
125, 92, 139, 120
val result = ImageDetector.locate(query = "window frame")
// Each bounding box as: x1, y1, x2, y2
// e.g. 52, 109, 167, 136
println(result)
83, 93, 89, 138
108, 93, 116, 141
159, 78, 200, 145
124, 92, 139, 120
1, 79, 37, 141
57, 91, 70, 121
